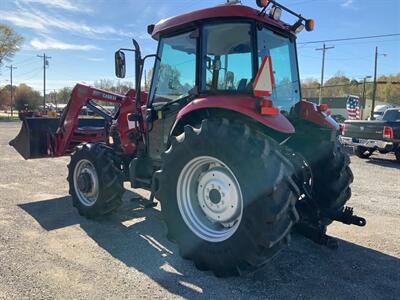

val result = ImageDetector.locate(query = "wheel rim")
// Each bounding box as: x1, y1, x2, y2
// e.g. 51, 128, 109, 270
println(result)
177, 156, 243, 242
73, 159, 99, 207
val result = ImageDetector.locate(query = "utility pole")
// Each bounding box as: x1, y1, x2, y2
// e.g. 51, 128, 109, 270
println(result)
361, 75, 372, 120
360, 75, 372, 119
370, 47, 378, 120
37, 53, 51, 110
370, 47, 387, 120
5, 64, 17, 116
316, 43, 334, 104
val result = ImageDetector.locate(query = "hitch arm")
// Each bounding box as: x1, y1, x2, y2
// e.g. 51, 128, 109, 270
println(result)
330, 206, 366, 227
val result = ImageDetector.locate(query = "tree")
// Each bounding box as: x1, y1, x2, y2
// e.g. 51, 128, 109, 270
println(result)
93, 79, 133, 94
301, 73, 400, 105
0, 24, 23, 68
48, 87, 73, 104
0, 85, 11, 110
14, 84, 41, 111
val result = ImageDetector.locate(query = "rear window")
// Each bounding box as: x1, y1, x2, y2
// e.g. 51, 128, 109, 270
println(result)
383, 109, 400, 122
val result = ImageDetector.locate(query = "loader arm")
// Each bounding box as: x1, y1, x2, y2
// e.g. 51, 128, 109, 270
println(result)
9, 83, 131, 159
53, 84, 125, 156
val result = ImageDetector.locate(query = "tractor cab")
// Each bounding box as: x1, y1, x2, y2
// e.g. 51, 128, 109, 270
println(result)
147, 4, 302, 114
115, 0, 317, 161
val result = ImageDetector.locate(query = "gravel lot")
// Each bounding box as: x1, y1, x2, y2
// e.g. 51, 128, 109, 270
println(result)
0, 121, 399, 299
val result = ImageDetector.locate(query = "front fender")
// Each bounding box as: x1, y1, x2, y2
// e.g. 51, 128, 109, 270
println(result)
176, 96, 295, 134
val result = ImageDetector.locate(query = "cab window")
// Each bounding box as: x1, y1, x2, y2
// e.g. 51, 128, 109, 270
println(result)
151, 31, 197, 104
202, 23, 253, 92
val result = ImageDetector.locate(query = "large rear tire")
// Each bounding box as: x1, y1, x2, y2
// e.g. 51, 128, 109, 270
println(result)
155, 119, 299, 277
68, 143, 124, 218
311, 140, 353, 222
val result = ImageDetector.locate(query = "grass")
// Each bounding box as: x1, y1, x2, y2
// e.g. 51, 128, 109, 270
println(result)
0, 115, 20, 122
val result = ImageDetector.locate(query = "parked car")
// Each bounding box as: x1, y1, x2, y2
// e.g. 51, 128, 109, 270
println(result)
368, 104, 397, 120
340, 108, 400, 162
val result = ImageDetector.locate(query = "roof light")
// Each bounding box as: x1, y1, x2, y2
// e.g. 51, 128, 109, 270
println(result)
256, 0, 269, 7
291, 20, 304, 34
269, 6, 282, 20
305, 19, 314, 31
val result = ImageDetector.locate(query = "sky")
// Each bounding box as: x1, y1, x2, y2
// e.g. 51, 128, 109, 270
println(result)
0, 0, 399, 93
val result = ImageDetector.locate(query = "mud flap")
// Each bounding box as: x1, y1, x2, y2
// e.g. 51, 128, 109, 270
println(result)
9, 118, 60, 159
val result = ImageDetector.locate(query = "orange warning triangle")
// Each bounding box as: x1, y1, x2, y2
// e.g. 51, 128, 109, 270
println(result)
253, 56, 274, 97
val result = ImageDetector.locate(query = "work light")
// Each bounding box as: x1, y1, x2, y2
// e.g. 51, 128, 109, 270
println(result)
291, 20, 304, 34
269, 6, 282, 20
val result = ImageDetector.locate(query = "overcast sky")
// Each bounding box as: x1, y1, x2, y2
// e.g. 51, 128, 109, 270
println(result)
0, 0, 399, 92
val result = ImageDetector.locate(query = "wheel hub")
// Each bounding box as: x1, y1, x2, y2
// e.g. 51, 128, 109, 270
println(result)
77, 172, 93, 193
73, 159, 99, 207
209, 189, 221, 204
197, 168, 241, 223
177, 156, 243, 243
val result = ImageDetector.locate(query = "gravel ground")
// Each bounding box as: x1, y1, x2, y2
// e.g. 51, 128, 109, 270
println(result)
0, 121, 399, 299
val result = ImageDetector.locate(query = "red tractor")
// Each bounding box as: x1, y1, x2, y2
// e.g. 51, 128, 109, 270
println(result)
10, 0, 365, 276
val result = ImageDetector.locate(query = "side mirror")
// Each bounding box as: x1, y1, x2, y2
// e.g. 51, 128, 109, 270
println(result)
115, 50, 126, 78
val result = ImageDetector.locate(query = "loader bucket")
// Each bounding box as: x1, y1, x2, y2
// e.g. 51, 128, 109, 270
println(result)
9, 118, 60, 159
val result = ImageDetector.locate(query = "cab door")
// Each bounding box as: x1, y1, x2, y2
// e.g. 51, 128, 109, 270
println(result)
146, 29, 198, 161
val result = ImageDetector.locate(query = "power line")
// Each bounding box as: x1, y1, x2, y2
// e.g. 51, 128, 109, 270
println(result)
298, 33, 400, 45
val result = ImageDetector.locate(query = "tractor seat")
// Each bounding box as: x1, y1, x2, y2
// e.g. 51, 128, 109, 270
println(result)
237, 78, 248, 91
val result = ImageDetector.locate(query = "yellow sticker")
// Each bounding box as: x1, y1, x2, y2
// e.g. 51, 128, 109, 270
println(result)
157, 111, 163, 119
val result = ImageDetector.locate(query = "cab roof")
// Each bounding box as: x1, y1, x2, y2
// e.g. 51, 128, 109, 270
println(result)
151, 4, 290, 39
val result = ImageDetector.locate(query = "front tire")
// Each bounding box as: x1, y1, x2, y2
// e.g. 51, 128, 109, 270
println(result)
395, 149, 400, 162
156, 119, 298, 277
68, 143, 124, 218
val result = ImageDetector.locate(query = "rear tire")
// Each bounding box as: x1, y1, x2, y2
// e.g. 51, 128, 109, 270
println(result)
354, 146, 373, 159
155, 119, 299, 277
68, 143, 124, 218
395, 149, 400, 162
311, 140, 353, 222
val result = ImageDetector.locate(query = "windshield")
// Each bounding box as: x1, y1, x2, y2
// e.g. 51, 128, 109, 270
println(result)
257, 27, 300, 113
202, 23, 253, 92
150, 31, 197, 104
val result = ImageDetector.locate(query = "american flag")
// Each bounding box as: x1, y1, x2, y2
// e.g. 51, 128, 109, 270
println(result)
346, 95, 361, 120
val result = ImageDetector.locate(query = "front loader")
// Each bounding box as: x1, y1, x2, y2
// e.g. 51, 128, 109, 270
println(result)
10, 0, 366, 277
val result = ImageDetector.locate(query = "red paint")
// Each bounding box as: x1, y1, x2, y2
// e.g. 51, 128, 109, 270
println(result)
318, 103, 329, 112
53, 84, 144, 157
177, 95, 295, 134
295, 100, 339, 130
152, 5, 289, 39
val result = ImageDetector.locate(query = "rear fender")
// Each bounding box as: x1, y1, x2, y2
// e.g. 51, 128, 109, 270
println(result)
176, 96, 295, 134
295, 100, 339, 130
